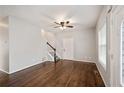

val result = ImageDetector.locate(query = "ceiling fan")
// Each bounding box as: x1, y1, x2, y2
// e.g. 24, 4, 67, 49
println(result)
54, 21, 74, 30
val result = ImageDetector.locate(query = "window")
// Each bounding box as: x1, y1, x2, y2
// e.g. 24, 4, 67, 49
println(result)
98, 22, 107, 69
120, 21, 124, 85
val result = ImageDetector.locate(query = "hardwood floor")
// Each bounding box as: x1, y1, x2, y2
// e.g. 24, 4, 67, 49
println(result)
0, 71, 9, 87
7, 60, 105, 87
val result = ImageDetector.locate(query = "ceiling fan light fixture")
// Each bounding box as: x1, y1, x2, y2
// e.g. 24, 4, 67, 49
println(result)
54, 20, 73, 30
60, 26, 66, 30
63, 26, 66, 29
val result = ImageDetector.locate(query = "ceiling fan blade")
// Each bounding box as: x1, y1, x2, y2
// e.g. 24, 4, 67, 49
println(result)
66, 21, 70, 24
66, 25, 74, 28
54, 22, 60, 25
54, 26, 61, 28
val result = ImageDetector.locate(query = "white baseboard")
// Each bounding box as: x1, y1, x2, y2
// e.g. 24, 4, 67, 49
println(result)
95, 62, 108, 87
0, 69, 9, 74
64, 59, 96, 63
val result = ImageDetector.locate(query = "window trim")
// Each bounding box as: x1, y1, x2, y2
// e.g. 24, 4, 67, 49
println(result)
98, 21, 107, 71
120, 20, 124, 86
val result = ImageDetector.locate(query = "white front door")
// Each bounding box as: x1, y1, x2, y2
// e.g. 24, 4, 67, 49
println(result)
62, 38, 74, 60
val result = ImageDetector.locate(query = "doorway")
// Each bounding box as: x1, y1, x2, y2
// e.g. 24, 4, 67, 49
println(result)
62, 38, 74, 60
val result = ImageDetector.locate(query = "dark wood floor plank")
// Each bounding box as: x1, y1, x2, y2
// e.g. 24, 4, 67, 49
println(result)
0, 60, 105, 87
41, 61, 74, 87
0, 71, 9, 87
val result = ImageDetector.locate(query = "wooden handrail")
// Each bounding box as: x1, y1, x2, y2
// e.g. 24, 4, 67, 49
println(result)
47, 42, 57, 64
46, 42, 56, 51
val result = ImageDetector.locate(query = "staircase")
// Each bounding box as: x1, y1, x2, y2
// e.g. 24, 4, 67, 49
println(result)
46, 42, 61, 64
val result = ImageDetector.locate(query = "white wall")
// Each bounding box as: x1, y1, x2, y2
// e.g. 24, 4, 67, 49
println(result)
55, 28, 96, 62
9, 16, 45, 73
74, 29, 96, 62
0, 7, 4, 17
45, 31, 56, 47
0, 17, 9, 73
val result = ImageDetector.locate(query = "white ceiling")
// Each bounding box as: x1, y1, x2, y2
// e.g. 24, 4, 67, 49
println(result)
0, 5, 103, 30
